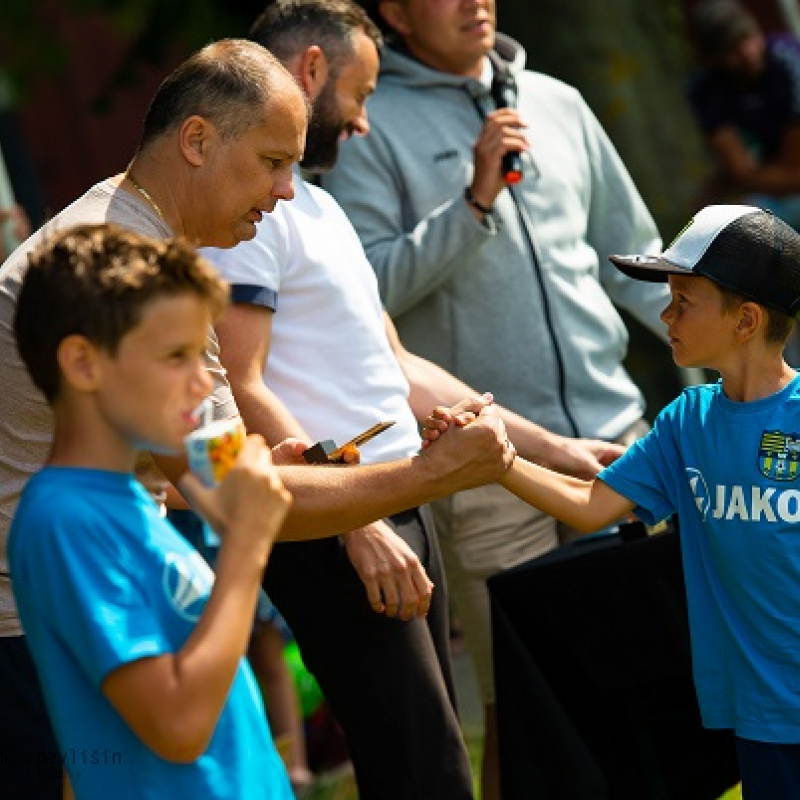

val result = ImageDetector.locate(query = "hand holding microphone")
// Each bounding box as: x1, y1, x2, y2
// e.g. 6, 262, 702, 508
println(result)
491, 72, 524, 185
502, 149, 524, 186
469, 107, 528, 216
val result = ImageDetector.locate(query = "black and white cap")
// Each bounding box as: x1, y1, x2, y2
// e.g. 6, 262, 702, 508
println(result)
609, 205, 800, 318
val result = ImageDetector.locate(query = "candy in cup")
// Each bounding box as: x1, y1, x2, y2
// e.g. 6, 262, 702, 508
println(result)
184, 399, 246, 487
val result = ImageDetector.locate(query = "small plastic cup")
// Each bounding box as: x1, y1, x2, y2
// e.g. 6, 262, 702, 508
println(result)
184, 418, 246, 488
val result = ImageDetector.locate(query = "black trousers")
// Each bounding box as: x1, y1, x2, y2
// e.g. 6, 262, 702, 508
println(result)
0, 636, 62, 799
264, 505, 474, 800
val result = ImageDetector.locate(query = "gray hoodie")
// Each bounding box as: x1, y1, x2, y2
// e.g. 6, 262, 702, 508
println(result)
321, 34, 670, 440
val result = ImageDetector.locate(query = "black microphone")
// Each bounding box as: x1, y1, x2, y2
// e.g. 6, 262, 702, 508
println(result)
491, 72, 523, 185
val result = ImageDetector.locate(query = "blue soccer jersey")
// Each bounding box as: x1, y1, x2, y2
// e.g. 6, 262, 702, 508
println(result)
601, 374, 800, 742
9, 467, 292, 799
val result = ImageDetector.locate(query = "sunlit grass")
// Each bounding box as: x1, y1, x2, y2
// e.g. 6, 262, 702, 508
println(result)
719, 785, 742, 800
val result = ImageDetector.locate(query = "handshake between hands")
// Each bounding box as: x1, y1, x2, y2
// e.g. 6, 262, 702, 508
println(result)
179, 397, 515, 624
421, 391, 501, 450
423, 392, 625, 482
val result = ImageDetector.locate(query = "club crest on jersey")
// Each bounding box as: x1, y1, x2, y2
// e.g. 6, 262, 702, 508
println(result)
758, 430, 800, 481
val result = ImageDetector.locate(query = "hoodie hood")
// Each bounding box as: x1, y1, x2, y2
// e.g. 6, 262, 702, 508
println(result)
380, 32, 526, 90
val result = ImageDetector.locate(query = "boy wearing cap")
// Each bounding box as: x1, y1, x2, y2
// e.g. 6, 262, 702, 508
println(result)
426, 204, 800, 799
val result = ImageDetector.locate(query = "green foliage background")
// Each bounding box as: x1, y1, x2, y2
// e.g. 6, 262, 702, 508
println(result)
0, 0, 264, 109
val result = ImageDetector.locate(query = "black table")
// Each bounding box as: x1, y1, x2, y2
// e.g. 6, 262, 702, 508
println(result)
488, 525, 739, 800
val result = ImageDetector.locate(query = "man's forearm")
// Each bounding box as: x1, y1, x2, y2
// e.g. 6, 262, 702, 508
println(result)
275, 456, 449, 539
277, 409, 512, 539
179, 437, 507, 542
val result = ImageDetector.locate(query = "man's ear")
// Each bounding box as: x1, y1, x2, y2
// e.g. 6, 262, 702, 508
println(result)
378, 1, 412, 36
179, 116, 212, 167
296, 45, 330, 100
57, 335, 103, 392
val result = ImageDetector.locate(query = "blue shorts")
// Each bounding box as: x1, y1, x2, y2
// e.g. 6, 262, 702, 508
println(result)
735, 736, 800, 800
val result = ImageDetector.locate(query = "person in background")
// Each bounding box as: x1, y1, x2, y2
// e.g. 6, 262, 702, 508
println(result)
686, 0, 800, 227
320, 1, 673, 796
0, 205, 31, 260
0, 75, 43, 258
686, 0, 800, 365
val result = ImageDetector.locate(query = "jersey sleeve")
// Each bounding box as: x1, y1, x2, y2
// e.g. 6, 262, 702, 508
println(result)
202, 209, 291, 310
599, 406, 681, 526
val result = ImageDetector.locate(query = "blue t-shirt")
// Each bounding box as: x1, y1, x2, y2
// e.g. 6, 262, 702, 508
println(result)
600, 374, 800, 743
687, 33, 800, 163
8, 467, 292, 799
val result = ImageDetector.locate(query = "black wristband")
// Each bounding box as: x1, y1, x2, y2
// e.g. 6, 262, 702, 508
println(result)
464, 187, 492, 216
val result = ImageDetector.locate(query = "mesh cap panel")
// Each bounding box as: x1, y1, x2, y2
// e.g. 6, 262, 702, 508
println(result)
697, 211, 800, 317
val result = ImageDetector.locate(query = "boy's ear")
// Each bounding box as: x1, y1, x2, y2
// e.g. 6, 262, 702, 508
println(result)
735, 302, 762, 341
56, 335, 103, 392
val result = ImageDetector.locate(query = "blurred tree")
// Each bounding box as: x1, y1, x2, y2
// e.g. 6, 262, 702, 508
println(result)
0, 0, 265, 110
0, 0, 708, 228
497, 0, 707, 241
0, 0, 272, 217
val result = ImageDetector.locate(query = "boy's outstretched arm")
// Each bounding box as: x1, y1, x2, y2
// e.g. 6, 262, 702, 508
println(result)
102, 435, 291, 763
425, 397, 635, 533
385, 314, 625, 479
501, 458, 634, 534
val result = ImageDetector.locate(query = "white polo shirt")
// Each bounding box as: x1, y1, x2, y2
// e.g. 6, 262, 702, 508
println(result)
204, 177, 421, 464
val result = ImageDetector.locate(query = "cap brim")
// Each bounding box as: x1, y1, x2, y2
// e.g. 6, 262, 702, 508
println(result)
608, 254, 692, 283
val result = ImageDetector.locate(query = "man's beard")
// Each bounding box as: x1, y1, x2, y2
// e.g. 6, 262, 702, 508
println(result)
301, 81, 348, 174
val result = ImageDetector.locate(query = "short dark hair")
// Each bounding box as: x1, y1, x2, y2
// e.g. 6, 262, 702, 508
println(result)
249, 0, 382, 77
140, 38, 297, 146
14, 224, 229, 404
689, 0, 759, 58
717, 284, 795, 346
